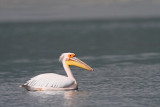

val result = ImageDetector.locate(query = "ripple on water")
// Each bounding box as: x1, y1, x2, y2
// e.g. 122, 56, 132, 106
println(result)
1, 53, 160, 107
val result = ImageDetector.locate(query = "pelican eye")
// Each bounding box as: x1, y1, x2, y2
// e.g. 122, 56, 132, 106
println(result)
68, 54, 75, 58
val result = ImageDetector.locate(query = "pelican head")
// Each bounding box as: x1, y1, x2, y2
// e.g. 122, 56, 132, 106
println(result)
59, 53, 94, 71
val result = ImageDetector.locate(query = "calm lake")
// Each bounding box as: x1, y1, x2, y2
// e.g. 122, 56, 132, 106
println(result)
0, 18, 160, 107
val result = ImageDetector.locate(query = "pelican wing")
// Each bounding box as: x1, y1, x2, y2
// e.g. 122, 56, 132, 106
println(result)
23, 73, 75, 88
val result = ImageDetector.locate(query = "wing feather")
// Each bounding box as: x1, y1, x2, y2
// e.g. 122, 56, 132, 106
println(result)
24, 73, 75, 88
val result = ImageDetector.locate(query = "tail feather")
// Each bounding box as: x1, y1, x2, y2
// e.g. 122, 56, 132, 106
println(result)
20, 84, 27, 88
20, 84, 31, 91
20, 84, 39, 91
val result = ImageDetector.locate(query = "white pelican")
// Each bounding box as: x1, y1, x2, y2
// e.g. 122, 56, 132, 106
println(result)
20, 53, 94, 91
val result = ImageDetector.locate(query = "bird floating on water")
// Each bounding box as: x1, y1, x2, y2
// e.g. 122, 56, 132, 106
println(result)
20, 52, 94, 91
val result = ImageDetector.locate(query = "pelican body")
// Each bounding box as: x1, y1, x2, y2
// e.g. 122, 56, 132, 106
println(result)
21, 53, 94, 91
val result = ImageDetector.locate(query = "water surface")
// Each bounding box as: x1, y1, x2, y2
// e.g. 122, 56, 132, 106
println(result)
0, 19, 160, 107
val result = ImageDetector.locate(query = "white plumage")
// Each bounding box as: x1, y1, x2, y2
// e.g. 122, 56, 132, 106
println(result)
24, 73, 75, 88
21, 53, 93, 91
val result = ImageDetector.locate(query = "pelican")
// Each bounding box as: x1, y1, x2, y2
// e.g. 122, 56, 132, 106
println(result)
20, 53, 94, 91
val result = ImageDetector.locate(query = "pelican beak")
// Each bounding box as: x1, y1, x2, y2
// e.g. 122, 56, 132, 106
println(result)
65, 57, 94, 71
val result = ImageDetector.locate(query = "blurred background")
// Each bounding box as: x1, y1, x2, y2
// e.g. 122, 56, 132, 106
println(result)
1, 0, 160, 60
1, 0, 160, 107
0, 0, 160, 60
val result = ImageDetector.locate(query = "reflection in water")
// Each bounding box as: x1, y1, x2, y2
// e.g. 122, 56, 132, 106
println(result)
28, 91, 64, 98
28, 90, 89, 107
63, 90, 89, 107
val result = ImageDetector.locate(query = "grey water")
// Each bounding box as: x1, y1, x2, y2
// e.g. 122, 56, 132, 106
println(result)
1, 18, 160, 107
